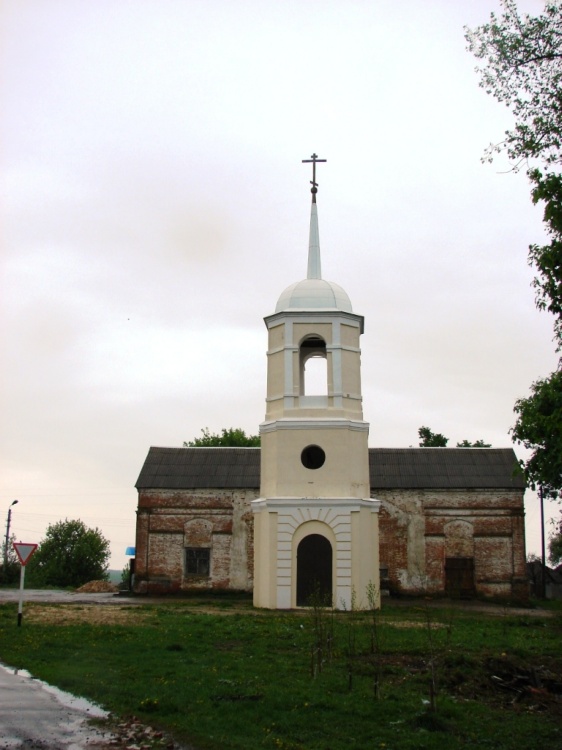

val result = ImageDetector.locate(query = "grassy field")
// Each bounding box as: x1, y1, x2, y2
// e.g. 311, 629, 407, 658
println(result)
0, 596, 560, 749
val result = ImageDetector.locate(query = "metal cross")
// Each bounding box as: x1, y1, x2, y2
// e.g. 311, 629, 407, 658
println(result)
302, 153, 326, 201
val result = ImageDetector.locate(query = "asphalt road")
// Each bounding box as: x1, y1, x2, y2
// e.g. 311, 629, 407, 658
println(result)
0, 589, 123, 605
0, 591, 119, 748
0, 663, 111, 749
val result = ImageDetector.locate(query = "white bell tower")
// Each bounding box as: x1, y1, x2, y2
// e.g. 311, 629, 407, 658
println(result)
252, 155, 380, 610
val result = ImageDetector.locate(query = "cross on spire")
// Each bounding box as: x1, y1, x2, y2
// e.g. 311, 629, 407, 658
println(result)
302, 153, 326, 203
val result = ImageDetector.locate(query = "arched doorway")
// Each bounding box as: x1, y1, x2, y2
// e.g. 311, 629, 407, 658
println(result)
296, 534, 332, 606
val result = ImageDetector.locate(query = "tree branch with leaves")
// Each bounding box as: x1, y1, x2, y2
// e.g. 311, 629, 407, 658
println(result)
418, 427, 490, 448
467, 2, 562, 500
184, 427, 260, 447
465, 0, 562, 168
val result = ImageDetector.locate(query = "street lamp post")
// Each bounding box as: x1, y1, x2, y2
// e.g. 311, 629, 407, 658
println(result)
3, 500, 19, 572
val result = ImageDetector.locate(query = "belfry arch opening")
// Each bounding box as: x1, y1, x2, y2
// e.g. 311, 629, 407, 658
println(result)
296, 534, 333, 606
299, 336, 327, 396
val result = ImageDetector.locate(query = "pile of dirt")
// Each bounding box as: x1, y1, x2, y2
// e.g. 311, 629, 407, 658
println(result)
75, 580, 119, 593
440, 653, 562, 715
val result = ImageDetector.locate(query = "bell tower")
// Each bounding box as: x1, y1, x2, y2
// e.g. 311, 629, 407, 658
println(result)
252, 155, 380, 610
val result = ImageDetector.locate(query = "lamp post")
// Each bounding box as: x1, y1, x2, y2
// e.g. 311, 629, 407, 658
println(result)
4, 500, 19, 572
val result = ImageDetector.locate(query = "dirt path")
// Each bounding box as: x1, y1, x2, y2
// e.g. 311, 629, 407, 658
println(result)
0, 588, 554, 620
384, 595, 555, 618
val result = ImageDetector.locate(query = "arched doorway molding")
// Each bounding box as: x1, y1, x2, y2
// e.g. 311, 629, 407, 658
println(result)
291, 520, 336, 607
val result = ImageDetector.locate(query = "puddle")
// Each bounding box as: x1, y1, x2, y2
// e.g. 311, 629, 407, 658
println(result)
0, 663, 108, 717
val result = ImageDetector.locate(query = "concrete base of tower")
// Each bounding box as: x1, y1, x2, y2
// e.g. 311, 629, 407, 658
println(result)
252, 496, 381, 610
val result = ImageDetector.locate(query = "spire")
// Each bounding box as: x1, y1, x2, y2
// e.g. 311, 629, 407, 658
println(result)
307, 202, 321, 279
302, 153, 326, 280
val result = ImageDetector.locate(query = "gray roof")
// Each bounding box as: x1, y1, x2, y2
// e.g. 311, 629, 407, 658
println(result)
136, 447, 261, 490
136, 446, 525, 491
368, 448, 524, 489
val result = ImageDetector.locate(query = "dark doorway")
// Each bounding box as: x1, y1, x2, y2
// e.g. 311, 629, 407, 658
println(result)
445, 557, 475, 599
296, 534, 333, 606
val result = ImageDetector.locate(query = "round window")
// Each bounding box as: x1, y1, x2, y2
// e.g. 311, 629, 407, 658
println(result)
301, 444, 326, 470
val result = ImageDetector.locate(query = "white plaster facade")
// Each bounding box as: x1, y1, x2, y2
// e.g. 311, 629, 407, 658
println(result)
253, 498, 380, 609
252, 190, 381, 610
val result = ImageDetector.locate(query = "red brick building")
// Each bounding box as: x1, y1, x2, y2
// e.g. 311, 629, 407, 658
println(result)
134, 158, 528, 606
134, 445, 527, 601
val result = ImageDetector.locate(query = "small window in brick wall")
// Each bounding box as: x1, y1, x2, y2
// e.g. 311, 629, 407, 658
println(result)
185, 548, 211, 577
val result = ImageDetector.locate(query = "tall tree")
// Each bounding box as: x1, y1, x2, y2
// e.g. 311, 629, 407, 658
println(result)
27, 519, 110, 588
466, 2, 562, 498
465, 0, 562, 329
184, 427, 260, 447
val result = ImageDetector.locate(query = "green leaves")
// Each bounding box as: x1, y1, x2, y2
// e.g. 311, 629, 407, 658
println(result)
467, 4, 562, 497
418, 427, 491, 448
512, 369, 562, 498
465, 1, 562, 168
418, 427, 448, 447
184, 427, 260, 447
549, 516, 562, 564
528, 169, 562, 348
27, 519, 110, 588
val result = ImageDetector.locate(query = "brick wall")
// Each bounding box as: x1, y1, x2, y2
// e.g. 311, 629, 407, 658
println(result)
134, 489, 258, 594
134, 485, 527, 600
375, 488, 527, 599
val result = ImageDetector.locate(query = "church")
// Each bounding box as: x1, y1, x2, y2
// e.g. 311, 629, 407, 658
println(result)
134, 156, 528, 606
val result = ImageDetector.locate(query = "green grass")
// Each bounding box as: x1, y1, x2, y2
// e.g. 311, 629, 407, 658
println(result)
0, 600, 560, 749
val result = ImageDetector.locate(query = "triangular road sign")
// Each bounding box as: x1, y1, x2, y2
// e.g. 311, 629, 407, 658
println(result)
13, 543, 38, 566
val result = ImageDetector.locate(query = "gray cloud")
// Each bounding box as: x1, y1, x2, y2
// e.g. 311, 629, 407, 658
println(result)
1, 0, 556, 567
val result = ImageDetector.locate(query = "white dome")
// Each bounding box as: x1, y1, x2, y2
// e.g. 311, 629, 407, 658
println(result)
275, 278, 353, 313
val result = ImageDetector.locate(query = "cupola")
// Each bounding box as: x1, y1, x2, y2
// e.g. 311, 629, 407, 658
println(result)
275, 168, 353, 313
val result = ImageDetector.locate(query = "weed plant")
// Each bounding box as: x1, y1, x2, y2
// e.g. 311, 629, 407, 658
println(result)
0, 600, 560, 749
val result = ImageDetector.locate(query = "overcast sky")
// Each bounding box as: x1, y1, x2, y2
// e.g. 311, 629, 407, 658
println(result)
1, 0, 558, 571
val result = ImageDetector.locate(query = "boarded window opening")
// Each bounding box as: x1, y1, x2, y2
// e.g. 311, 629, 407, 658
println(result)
445, 557, 475, 599
185, 548, 210, 577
